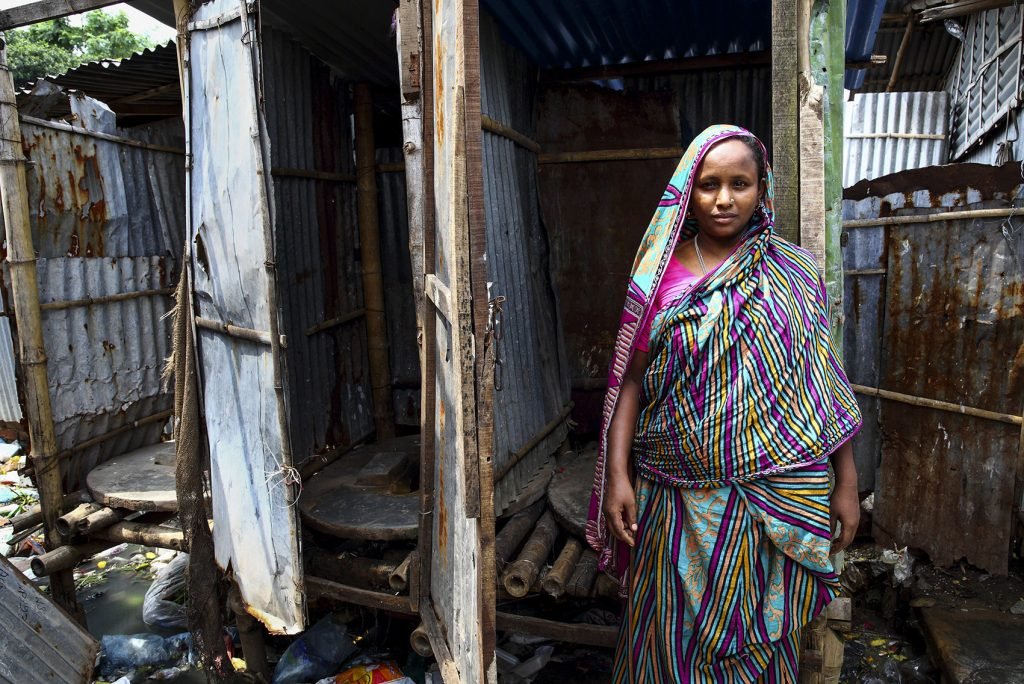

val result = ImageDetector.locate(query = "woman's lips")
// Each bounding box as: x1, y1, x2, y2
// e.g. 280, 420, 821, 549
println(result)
711, 213, 737, 223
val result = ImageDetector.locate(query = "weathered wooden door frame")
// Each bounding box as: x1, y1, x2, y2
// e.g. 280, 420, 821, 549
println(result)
413, 0, 497, 681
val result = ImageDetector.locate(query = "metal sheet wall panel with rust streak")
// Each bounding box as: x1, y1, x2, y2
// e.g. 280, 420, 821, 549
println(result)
480, 13, 570, 515
840, 203, 886, 493
0, 555, 99, 684
186, 0, 302, 634
377, 148, 421, 427
844, 173, 1024, 574
32, 256, 173, 492
262, 28, 374, 463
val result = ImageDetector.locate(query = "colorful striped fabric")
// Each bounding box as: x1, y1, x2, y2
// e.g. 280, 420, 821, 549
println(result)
634, 235, 862, 488
614, 462, 840, 682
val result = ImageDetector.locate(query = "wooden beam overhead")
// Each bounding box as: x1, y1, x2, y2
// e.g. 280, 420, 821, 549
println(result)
542, 51, 771, 83
0, 0, 123, 30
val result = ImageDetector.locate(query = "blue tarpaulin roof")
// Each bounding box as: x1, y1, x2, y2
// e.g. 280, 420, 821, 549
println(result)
846, 0, 890, 89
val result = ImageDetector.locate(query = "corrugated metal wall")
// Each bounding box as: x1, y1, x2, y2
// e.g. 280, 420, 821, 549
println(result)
377, 148, 420, 427
957, 106, 1024, 165
842, 163, 1024, 573
947, 5, 1024, 160
0, 94, 183, 487
262, 28, 374, 464
843, 92, 948, 187
660, 67, 772, 149
481, 14, 572, 515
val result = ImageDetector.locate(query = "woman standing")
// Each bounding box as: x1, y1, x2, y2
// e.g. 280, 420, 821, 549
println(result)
587, 125, 862, 681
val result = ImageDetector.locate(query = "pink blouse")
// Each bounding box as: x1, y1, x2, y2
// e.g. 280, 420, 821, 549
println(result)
634, 256, 702, 353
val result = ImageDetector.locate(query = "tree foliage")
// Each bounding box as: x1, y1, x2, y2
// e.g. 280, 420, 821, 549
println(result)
6, 11, 155, 85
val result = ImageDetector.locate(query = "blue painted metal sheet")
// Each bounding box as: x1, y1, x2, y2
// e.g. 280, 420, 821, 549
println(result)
846, 0, 888, 89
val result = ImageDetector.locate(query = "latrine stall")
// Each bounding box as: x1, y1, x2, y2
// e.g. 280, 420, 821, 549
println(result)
0, 73, 185, 617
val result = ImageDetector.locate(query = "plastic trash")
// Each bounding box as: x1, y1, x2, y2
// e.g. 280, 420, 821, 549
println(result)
99, 632, 194, 678
325, 658, 413, 684
143, 552, 188, 629
272, 614, 358, 684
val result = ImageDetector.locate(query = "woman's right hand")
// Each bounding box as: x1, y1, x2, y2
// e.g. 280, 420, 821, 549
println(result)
603, 472, 637, 547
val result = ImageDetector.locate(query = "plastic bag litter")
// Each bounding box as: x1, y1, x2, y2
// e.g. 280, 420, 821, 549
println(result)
143, 552, 187, 629
880, 546, 913, 586
318, 658, 413, 684
99, 632, 194, 678
272, 614, 358, 684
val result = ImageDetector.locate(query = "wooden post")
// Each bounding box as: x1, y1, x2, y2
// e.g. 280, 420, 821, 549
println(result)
772, 0, 801, 243
0, 39, 83, 623
355, 83, 396, 440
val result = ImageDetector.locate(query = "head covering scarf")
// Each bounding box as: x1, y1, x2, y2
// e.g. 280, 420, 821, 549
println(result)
586, 125, 861, 582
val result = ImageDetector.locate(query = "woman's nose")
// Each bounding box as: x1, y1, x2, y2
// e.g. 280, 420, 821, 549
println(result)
716, 188, 731, 207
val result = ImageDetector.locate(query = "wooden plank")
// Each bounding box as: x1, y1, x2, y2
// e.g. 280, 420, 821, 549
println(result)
495, 612, 618, 649
772, 0, 800, 243
0, 556, 99, 683
306, 575, 415, 615
541, 50, 772, 82
426, 273, 453, 323
0, 0, 121, 29
797, 0, 826, 271
463, 0, 496, 678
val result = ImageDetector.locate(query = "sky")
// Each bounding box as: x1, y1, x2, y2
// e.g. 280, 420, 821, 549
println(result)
0, 2, 176, 43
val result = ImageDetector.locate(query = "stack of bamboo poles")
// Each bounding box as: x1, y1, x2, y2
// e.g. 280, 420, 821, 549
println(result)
26, 497, 186, 578
495, 501, 618, 602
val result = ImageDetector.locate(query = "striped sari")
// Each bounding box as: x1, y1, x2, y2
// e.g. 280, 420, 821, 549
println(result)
587, 126, 860, 680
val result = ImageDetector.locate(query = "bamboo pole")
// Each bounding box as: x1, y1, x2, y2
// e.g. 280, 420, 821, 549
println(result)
481, 115, 541, 154
229, 584, 271, 683
566, 549, 599, 598
494, 499, 545, 567
495, 403, 574, 482
77, 507, 124, 535
852, 384, 1023, 426
90, 521, 186, 551
389, 550, 415, 593
307, 550, 399, 591
305, 575, 416, 615
304, 308, 366, 337
538, 147, 684, 165
55, 502, 103, 538
30, 541, 111, 577
502, 511, 559, 598
843, 207, 1022, 228
410, 623, 433, 657
10, 489, 90, 533
0, 39, 82, 622
54, 409, 174, 461
354, 83, 395, 439
886, 18, 915, 92
19, 115, 185, 155
541, 538, 583, 598
194, 316, 280, 347
39, 287, 174, 312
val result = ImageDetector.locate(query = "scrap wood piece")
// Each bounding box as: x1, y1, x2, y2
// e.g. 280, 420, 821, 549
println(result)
0, 554, 99, 683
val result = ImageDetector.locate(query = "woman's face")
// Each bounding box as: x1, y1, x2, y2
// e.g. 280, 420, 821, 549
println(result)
690, 139, 764, 244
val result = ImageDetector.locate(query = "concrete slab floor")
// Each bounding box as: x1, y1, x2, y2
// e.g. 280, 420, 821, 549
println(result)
919, 607, 1024, 683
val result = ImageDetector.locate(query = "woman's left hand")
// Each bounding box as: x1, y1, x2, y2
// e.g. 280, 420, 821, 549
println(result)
830, 483, 860, 553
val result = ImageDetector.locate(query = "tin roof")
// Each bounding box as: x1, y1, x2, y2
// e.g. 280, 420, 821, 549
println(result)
17, 42, 180, 124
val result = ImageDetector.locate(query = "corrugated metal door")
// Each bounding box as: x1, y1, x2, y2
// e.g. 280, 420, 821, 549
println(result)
421, 0, 495, 681
184, 0, 304, 634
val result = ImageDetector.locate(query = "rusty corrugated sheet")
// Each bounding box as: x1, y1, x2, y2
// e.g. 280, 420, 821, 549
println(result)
0, 92, 182, 485
843, 91, 948, 186
262, 28, 373, 464
377, 148, 421, 428
948, 5, 1024, 160
481, 14, 571, 515
842, 162, 1024, 573
0, 555, 99, 683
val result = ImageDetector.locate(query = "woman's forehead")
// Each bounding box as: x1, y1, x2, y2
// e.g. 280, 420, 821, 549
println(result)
698, 139, 758, 175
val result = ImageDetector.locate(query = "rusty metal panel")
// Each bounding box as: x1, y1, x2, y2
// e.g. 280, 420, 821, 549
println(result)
480, 14, 570, 515
17, 96, 184, 259
186, 0, 303, 634
840, 209, 885, 493
535, 81, 681, 432
843, 164, 1024, 574
262, 28, 374, 462
844, 91, 948, 186
34, 256, 173, 492
0, 556, 99, 683
377, 148, 421, 427
948, 5, 1024, 160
